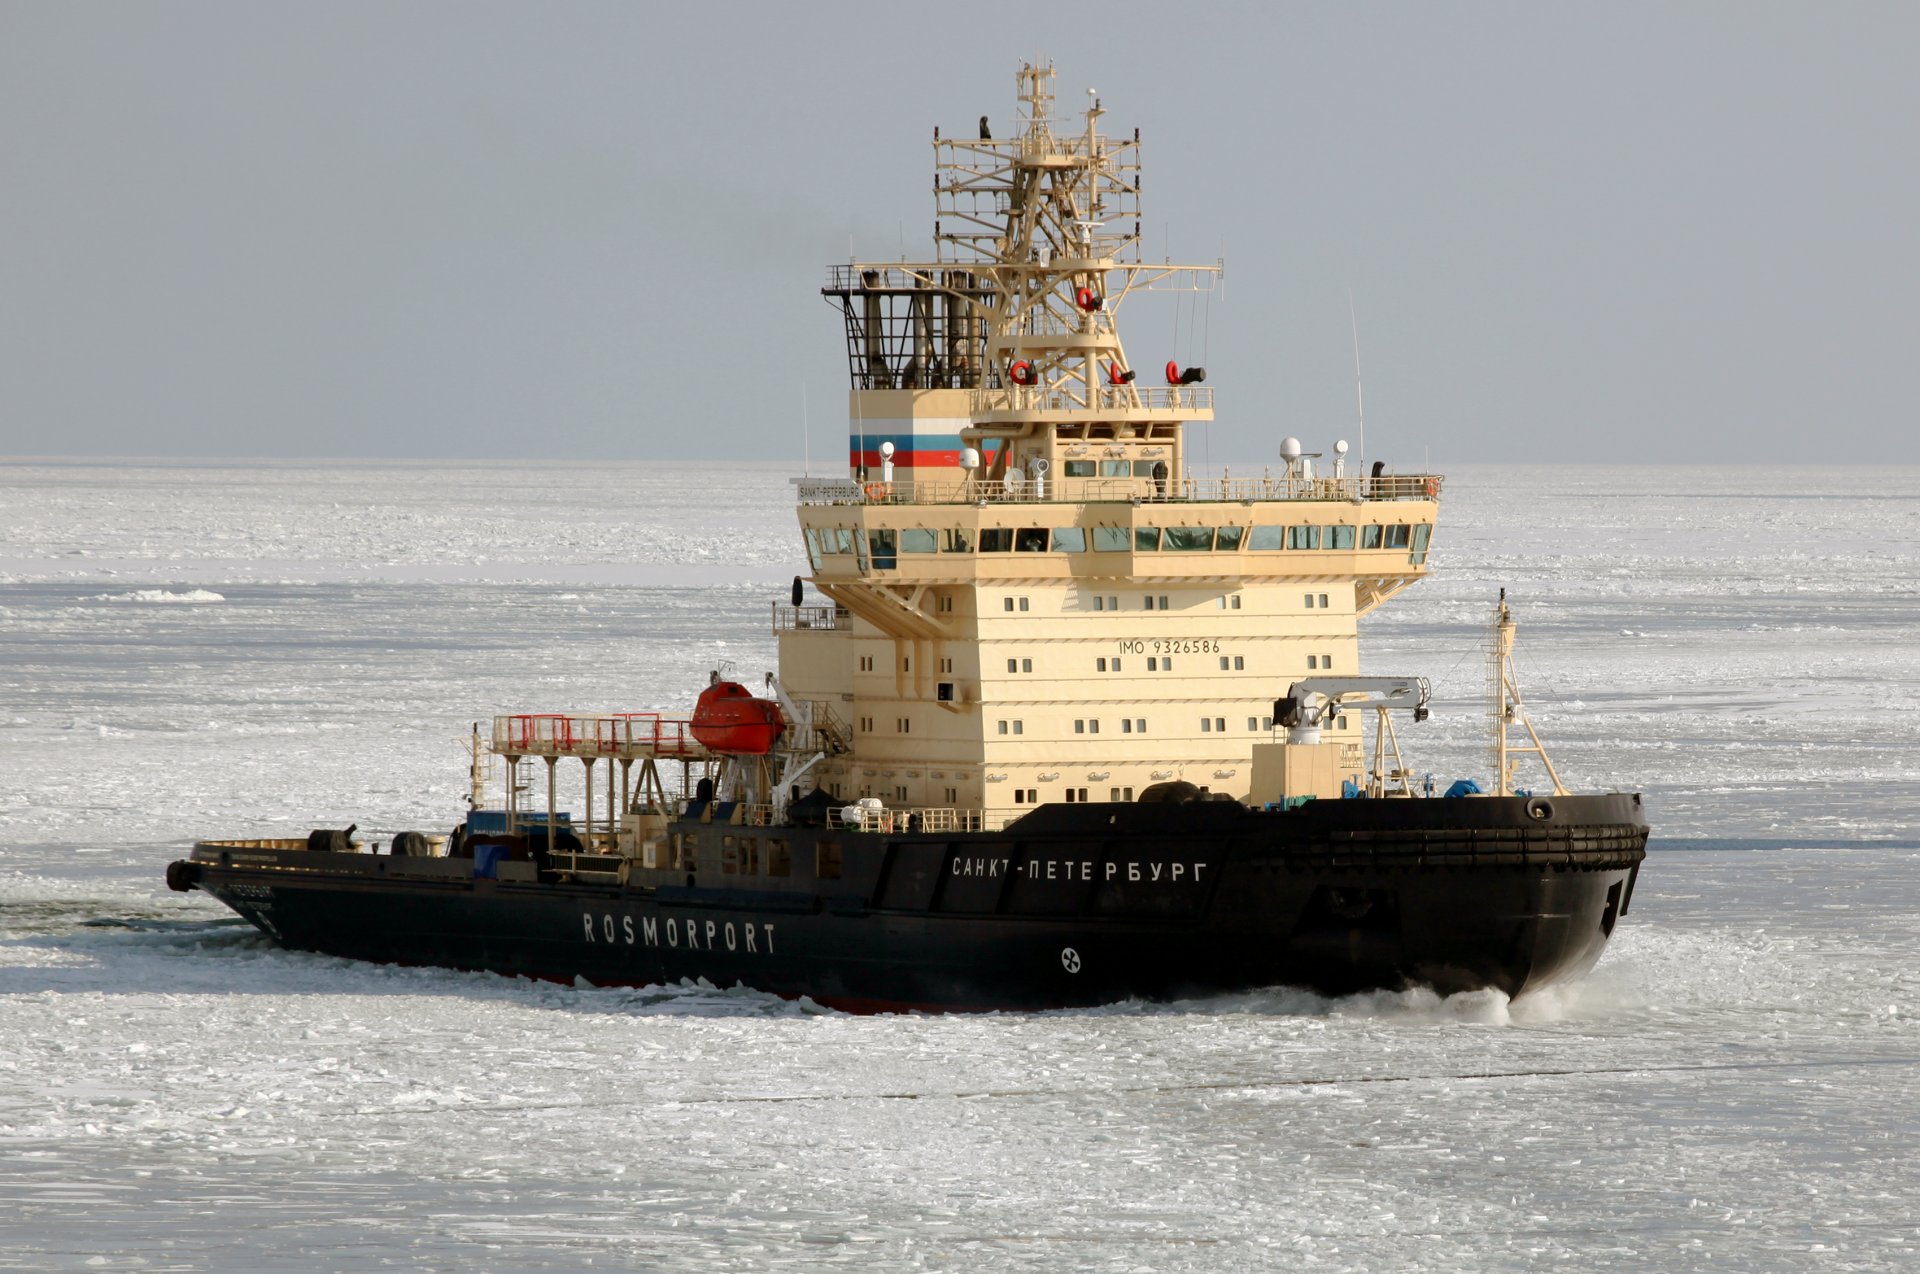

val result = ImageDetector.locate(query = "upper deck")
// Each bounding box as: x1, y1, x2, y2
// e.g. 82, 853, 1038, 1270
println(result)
798, 471, 1440, 507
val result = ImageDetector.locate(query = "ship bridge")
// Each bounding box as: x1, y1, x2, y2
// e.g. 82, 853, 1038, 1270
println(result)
784, 63, 1444, 825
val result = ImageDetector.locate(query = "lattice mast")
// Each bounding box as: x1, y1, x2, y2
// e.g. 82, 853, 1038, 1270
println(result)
1488, 591, 1568, 797
822, 61, 1219, 473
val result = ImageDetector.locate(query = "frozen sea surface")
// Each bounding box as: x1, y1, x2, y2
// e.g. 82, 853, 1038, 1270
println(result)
3, 459, 1919, 1270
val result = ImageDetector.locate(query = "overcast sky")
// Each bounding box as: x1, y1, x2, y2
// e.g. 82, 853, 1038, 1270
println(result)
3, 2, 1915, 466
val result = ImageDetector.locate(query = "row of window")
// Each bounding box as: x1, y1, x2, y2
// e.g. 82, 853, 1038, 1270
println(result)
1018, 786, 1140, 803
811, 523, 1433, 567
998, 713, 1355, 736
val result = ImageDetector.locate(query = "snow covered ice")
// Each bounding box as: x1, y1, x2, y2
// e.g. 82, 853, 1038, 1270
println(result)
3, 459, 1919, 1270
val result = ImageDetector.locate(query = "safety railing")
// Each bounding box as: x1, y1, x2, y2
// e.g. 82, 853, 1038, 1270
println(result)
493, 713, 706, 758
771, 603, 848, 632
970, 385, 1214, 416
820, 473, 1442, 506
827, 806, 992, 833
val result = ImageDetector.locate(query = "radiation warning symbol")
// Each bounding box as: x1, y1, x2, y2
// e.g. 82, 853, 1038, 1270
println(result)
1060, 947, 1082, 974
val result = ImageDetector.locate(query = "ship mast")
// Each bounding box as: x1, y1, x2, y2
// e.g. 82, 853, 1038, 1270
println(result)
1488, 591, 1568, 797
822, 61, 1218, 480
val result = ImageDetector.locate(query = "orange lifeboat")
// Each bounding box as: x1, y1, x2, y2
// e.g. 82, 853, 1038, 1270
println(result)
689, 681, 786, 754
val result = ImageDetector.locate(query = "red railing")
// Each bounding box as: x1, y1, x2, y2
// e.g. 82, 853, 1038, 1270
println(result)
494, 714, 703, 757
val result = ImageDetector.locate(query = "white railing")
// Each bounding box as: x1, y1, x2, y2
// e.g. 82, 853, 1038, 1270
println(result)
771, 604, 848, 631
803, 473, 1441, 507
971, 385, 1214, 415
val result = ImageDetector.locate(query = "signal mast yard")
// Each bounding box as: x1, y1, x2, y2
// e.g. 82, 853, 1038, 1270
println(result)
171, 64, 1647, 1011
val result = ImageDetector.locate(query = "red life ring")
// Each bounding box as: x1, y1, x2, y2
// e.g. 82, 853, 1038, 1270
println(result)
1075, 286, 1101, 311
1423, 477, 1440, 498
863, 482, 890, 502
1009, 360, 1037, 386
1165, 360, 1181, 385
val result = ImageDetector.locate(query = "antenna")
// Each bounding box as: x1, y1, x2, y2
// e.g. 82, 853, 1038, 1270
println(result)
801, 382, 811, 477
1348, 288, 1366, 472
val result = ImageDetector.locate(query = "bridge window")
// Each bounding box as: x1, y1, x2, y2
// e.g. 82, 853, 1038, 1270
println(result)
1412, 523, 1432, 564
1135, 527, 1161, 551
1065, 460, 1096, 477
1015, 527, 1049, 552
803, 529, 823, 570
868, 529, 897, 569
1215, 526, 1245, 551
943, 527, 973, 552
1386, 524, 1411, 549
1327, 525, 1357, 550
1288, 526, 1321, 550
1249, 526, 1285, 551
980, 528, 1013, 552
767, 839, 790, 877
1361, 525, 1383, 549
1051, 527, 1087, 552
816, 841, 841, 880
1093, 527, 1130, 551
1100, 459, 1130, 477
900, 528, 937, 553
1164, 526, 1214, 551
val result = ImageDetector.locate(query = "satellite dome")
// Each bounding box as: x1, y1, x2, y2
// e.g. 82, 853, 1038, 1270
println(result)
1334, 439, 1350, 455
879, 441, 895, 458
1279, 437, 1303, 460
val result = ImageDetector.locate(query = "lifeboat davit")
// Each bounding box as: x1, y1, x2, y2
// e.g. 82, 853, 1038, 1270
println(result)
689, 681, 785, 754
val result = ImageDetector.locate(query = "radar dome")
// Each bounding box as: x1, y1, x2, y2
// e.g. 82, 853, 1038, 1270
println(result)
960, 447, 981, 470
1279, 437, 1303, 461
1334, 439, 1350, 455
879, 441, 895, 458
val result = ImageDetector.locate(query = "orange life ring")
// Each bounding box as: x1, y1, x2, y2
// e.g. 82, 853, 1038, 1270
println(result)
1009, 360, 1037, 386
863, 482, 890, 502
1075, 286, 1101, 311
1423, 476, 1440, 498
1165, 360, 1181, 385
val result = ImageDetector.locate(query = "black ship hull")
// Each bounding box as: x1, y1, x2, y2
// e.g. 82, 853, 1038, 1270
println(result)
170, 794, 1647, 1012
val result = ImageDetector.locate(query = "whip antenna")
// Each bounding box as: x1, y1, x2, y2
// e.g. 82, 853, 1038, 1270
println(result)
1348, 288, 1367, 472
